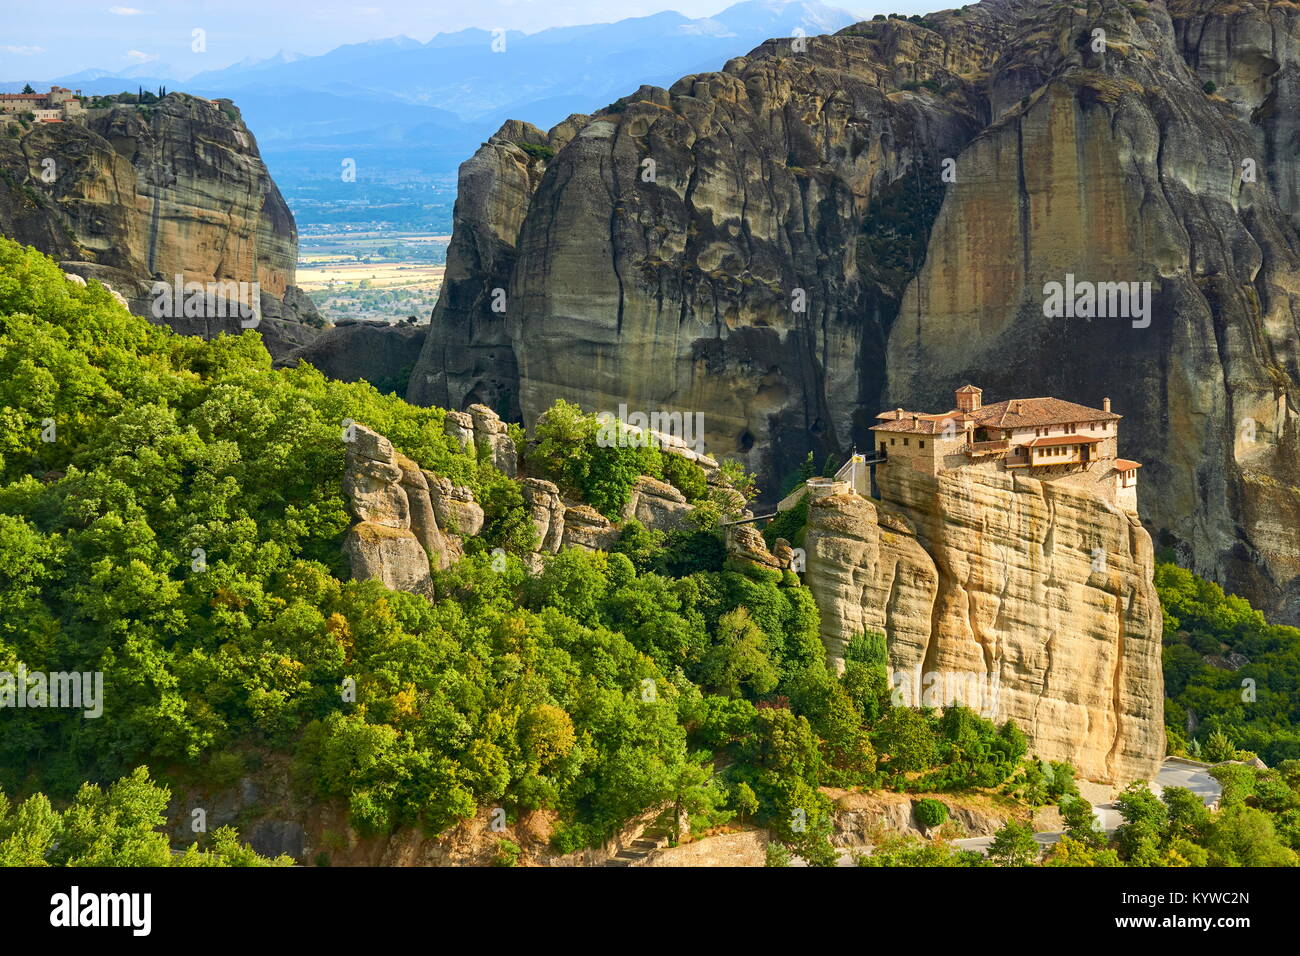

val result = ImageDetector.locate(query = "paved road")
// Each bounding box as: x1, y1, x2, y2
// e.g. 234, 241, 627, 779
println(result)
819, 757, 1222, 865
1151, 757, 1222, 805
950, 758, 1222, 856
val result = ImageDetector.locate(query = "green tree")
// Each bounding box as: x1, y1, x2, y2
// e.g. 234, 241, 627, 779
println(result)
1059, 794, 1102, 846
732, 781, 759, 820
0, 768, 289, 866
987, 819, 1038, 866
874, 706, 939, 774
1114, 782, 1168, 863
699, 607, 779, 699
1202, 804, 1296, 866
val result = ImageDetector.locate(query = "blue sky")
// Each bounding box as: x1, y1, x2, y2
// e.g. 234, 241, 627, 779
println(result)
0, 0, 937, 81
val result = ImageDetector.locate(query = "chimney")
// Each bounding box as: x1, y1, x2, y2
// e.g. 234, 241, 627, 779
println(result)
1102, 397, 1112, 413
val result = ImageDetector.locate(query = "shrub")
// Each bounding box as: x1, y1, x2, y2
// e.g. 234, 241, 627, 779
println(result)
765, 841, 792, 866
515, 142, 556, 162
763, 492, 807, 548
493, 838, 522, 866
914, 797, 948, 829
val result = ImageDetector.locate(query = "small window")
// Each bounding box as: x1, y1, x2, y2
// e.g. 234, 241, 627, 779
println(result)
903, 438, 909, 446
919, 440, 925, 449
890, 437, 896, 446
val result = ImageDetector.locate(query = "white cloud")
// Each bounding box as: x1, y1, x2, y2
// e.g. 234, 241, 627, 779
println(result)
109, 6, 145, 15
1, 45, 45, 55
125, 50, 158, 62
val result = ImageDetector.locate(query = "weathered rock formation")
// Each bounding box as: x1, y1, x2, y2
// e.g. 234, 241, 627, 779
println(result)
469, 404, 518, 477
803, 465, 1165, 785
276, 321, 425, 387
828, 789, 1027, 847
522, 478, 567, 555
562, 504, 621, 552
443, 404, 518, 476
725, 522, 781, 569
0, 92, 319, 356
771, 537, 804, 574
341, 424, 455, 597
408, 0, 1300, 624
428, 475, 485, 540
624, 476, 694, 532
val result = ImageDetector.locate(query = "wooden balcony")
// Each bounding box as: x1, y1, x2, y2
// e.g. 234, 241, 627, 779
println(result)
1031, 451, 1083, 467
965, 439, 1009, 456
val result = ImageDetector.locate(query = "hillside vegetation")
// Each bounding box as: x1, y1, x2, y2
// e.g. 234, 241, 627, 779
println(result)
2, 237, 1298, 867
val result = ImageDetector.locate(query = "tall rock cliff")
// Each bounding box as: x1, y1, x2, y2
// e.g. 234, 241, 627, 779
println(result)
885, 0, 1300, 628
0, 93, 319, 356
408, 0, 1300, 625
804, 466, 1165, 785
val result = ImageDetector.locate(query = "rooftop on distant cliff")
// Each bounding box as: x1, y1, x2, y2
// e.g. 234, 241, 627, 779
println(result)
866, 385, 1140, 510
0, 86, 84, 120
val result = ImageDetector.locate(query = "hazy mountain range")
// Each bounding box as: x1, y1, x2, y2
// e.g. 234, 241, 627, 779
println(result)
2, 0, 861, 227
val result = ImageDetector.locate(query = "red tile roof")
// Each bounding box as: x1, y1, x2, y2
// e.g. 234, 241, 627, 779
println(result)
971, 396, 1120, 428
1023, 434, 1104, 448
1115, 459, 1142, 471
870, 413, 968, 435
876, 396, 1117, 432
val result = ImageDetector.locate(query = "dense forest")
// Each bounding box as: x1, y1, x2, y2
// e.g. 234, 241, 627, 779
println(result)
1, 237, 1298, 867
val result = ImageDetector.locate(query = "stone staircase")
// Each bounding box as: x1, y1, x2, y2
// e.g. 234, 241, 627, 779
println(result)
602, 812, 674, 867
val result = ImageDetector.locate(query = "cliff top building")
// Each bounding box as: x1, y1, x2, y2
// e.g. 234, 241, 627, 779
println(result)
0, 87, 84, 119
864, 385, 1141, 510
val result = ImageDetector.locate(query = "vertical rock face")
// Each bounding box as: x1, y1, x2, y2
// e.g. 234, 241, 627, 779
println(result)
407, 118, 587, 416
341, 424, 451, 597
804, 467, 1165, 785
0, 93, 318, 354
1171, 0, 1300, 232
396, 456, 451, 573
522, 478, 567, 560
886, 0, 1300, 625
407, 0, 1300, 624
